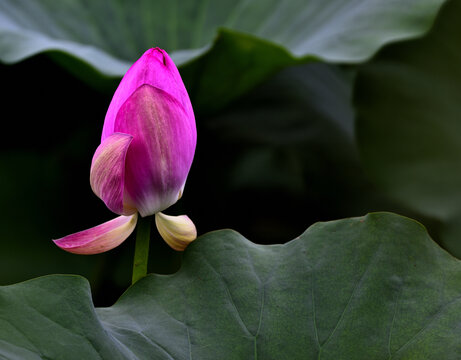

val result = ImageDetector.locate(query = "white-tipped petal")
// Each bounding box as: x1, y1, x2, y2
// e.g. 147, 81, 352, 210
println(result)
53, 213, 138, 254
90, 132, 135, 215
155, 212, 197, 251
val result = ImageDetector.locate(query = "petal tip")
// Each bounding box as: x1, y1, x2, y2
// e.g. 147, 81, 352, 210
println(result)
146, 47, 167, 65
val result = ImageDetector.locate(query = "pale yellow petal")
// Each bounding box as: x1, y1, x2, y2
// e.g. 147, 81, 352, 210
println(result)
155, 212, 197, 251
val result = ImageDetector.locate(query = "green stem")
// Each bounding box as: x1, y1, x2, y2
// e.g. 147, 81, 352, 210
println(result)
132, 216, 151, 284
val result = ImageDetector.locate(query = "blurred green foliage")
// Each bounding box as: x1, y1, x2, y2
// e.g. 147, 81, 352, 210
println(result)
355, 0, 461, 255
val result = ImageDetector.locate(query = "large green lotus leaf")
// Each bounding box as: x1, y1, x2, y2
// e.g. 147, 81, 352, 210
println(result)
1, 212, 460, 359
354, 0, 461, 252
0, 0, 446, 108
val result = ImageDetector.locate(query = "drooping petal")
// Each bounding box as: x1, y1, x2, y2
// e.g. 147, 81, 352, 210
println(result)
155, 212, 197, 251
90, 133, 136, 215
115, 84, 197, 216
102, 48, 194, 141
53, 214, 138, 255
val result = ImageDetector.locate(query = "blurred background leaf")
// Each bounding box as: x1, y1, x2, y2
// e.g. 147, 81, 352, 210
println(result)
186, 62, 397, 244
355, 0, 461, 256
0, 0, 446, 108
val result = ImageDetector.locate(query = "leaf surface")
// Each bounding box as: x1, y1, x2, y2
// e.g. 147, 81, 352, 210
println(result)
1, 213, 460, 359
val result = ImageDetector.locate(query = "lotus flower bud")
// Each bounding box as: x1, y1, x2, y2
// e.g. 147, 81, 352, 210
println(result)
54, 48, 197, 254
92, 48, 196, 217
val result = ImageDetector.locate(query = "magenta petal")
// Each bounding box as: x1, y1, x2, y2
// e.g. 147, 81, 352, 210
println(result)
90, 133, 135, 215
53, 214, 138, 255
115, 84, 196, 217
102, 48, 194, 141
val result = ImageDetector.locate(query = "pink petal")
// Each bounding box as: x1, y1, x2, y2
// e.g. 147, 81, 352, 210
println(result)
102, 48, 194, 141
115, 84, 196, 217
53, 214, 138, 255
90, 133, 136, 215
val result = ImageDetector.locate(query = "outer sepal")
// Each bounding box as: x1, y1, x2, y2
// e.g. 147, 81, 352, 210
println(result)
155, 212, 197, 251
90, 133, 135, 215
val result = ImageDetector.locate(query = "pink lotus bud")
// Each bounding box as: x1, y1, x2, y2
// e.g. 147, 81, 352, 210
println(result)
54, 48, 197, 254
93, 48, 196, 217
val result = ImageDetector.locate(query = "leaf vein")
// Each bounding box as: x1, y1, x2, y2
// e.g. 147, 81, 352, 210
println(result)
319, 242, 384, 357
201, 255, 253, 337
387, 283, 404, 359
392, 294, 461, 358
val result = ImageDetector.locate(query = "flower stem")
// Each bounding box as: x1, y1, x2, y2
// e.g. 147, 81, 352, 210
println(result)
132, 216, 151, 284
